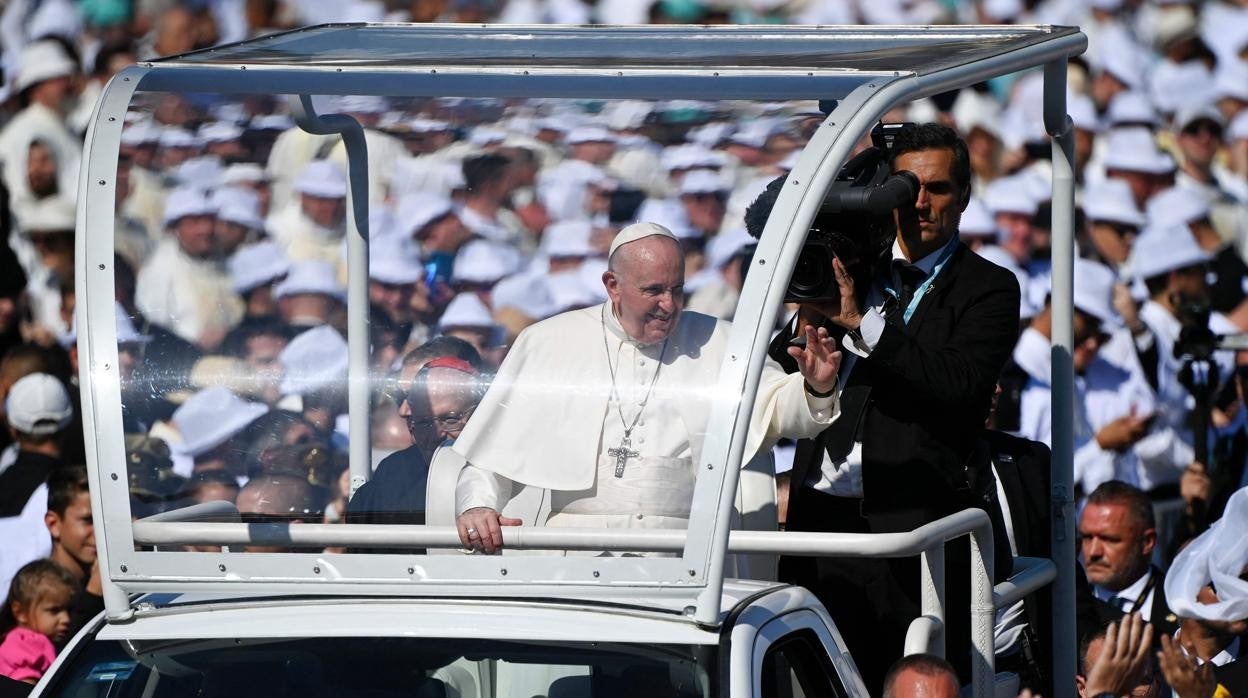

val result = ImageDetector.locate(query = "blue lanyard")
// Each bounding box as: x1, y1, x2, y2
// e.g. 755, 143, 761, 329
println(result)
884, 237, 959, 325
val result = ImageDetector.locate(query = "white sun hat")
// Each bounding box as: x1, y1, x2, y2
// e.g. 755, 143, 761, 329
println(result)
279, 325, 349, 396
228, 241, 290, 294
171, 386, 269, 457
294, 160, 347, 199
1083, 179, 1147, 227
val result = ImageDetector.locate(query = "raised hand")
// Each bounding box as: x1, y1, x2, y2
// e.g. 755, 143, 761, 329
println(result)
787, 324, 841, 395
1157, 634, 1217, 698
1085, 615, 1154, 696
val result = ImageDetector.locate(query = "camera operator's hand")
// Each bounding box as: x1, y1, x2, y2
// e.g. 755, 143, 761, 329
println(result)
800, 256, 863, 331
1095, 414, 1152, 452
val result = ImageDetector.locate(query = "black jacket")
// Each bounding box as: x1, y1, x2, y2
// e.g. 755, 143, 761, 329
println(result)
771, 241, 1021, 532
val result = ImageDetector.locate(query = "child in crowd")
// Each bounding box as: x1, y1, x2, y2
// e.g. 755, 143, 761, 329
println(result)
0, 560, 75, 684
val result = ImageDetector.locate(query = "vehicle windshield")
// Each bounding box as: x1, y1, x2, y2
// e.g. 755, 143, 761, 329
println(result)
45, 636, 714, 698
100, 90, 822, 561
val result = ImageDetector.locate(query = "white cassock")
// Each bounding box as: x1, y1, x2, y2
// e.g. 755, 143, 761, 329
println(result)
267, 202, 346, 269
135, 238, 244, 345
453, 303, 838, 530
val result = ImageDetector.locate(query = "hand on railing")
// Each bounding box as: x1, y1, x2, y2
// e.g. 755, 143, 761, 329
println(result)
1083, 614, 1154, 697
1157, 634, 1217, 698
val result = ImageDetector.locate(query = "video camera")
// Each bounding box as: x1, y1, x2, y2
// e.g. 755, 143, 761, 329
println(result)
745, 122, 920, 304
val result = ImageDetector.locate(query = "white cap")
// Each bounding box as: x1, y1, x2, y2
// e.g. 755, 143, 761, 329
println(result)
1084, 179, 1146, 227
679, 169, 731, 196
728, 120, 777, 149
294, 160, 347, 199
982, 0, 1023, 20
5, 373, 72, 435
14, 40, 76, 92
221, 163, 269, 186
1131, 223, 1211, 281
544, 270, 599, 312
172, 386, 268, 456
172, 156, 225, 189
952, 89, 1003, 140
1103, 129, 1176, 174
1068, 93, 1100, 133
163, 186, 217, 227
705, 227, 754, 270
251, 114, 294, 131
213, 186, 264, 231
634, 198, 696, 240
439, 292, 498, 330
959, 196, 995, 236
333, 95, 389, 114
228, 241, 290, 294
609, 221, 680, 259
1099, 33, 1147, 90
565, 126, 614, 145
274, 261, 346, 301
368, 235, 424, 285
1152, 5, 1199, 50
120, 120, 162, 146
1230, 111, 1248, 142
1152, 62, 1216, 117
1164, 487, 1248, 623
395, 192, 455, 239
541, 219, 594, 258
452, 240, 521, 285
660, 144, 724, 172
492, 273, 558, 320
407, 117, 452, 133
1073, 258, 1119, 326
279, 325, 348, 395
198, 121, 245, 143
984, 176, 1038, 217
468, 127, 507, 147
159, 127, 201, 150
1174, 104, 1225, 133
1146, 187, 1212, 227
1214, 60, 1248, 102
19, 196, 75, 232
688, 122, 735, 148
26, 0, 82, 44
1105, 91, 1160, 128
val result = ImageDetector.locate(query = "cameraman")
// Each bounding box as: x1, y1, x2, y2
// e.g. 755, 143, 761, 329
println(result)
1132, 224, 1238, 492
765, 123, 1020, 691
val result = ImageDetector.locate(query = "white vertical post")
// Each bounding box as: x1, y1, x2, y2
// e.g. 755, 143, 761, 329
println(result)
289, 95, 372, 496
1044, 58, 1078, 698
920, 547, 946, 657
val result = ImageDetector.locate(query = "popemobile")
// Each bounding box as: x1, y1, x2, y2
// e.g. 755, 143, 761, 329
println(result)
41, 22, 1087, 698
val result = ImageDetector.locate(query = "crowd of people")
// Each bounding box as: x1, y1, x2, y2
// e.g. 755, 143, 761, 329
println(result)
0, 0, 1247, 694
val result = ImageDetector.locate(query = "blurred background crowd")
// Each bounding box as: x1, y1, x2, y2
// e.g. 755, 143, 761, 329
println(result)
0, 0, 1247, 693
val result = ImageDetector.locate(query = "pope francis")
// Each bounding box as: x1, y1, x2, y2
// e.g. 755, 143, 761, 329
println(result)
453, 222, 843, 553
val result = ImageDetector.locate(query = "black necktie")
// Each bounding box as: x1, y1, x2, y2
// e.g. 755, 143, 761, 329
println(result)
887, 261, 927, 325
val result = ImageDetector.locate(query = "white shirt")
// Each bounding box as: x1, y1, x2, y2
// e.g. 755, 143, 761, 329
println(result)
807, 236, 956, 497
135, 238, 244, 345
1093, 568, 1157, 621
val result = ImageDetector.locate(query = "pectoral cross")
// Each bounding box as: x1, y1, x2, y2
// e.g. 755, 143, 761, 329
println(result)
608, 437, 639, 478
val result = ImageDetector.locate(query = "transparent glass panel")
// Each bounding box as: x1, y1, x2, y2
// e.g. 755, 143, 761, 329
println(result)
102, 89, 838, 560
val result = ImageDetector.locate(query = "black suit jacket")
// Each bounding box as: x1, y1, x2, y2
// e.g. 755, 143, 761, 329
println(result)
771, 241, 1021, 533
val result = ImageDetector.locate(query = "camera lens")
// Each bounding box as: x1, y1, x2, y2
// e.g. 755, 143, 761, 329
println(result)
788, 247, 830, 300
